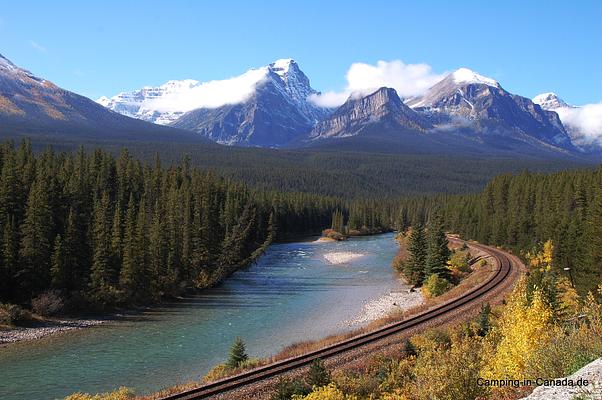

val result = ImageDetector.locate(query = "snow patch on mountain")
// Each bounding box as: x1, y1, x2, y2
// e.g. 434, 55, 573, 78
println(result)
97, 70, 269, 124
451, 68, 500, 88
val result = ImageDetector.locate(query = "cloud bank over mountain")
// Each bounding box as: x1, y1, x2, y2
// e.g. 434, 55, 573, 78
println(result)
309, 60, 447, 108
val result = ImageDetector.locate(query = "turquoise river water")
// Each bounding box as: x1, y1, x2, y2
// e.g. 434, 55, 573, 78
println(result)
0, 233, 404, 400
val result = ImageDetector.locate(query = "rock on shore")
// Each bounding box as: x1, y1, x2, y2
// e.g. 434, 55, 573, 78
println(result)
344, 290, 424, 326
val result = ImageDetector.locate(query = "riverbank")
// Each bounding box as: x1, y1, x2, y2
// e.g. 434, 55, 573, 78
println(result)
0, 318, 107, 345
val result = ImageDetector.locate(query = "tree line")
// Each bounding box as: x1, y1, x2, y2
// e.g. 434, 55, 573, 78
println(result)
0, 140, 343, 311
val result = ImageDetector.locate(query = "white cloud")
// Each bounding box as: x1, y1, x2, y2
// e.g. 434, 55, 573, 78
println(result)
29, 40, 47, 53
555, 103, 602, 146
310, 60, 447, 108
141, 68, 269, 113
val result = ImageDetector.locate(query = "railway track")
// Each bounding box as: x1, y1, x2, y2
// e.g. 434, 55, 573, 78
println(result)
161, 240, 515, 400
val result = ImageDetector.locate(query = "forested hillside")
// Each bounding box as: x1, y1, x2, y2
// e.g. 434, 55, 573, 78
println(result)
23, 138, 587, 198
395, 167, 602, 292
0, 140, 342, 311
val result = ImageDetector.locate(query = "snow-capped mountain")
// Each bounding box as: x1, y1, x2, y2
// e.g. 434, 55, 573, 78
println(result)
169, 59, 329, 146
98, 59, 328, 146
309, 87, 431, 140
533, 93, 602, 150
406, 68, 573, 150
532, 92, 571, 110
0, 53, 203, 143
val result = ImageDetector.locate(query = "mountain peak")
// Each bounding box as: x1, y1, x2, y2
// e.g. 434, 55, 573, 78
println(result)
309, 86, 430, 140
532, 92, 570, 109
451, 68, 500, 88
269, 58, 296, 76
0, 53, 18, 71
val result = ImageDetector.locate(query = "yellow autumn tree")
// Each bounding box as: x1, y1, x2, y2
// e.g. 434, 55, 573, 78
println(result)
527, 239, 554, 272
380, 390, 412, 400
556, 276, 581, 320
292, 383, 357, 400
483, 277, 554, 381
412, 333, 486, 400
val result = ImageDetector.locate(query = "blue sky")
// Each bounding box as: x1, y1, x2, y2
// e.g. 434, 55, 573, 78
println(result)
1, 0, 601, 104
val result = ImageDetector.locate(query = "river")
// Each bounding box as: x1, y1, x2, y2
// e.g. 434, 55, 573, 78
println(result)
0, 233, 409, 400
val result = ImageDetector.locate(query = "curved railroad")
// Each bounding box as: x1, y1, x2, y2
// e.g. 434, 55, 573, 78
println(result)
160, 239, 517, 400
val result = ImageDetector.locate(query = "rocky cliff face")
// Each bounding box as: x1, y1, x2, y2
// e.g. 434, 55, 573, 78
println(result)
309, 87, 431, 139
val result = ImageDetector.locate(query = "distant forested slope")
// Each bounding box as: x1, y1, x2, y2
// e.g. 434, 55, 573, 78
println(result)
395, 167, 602, 293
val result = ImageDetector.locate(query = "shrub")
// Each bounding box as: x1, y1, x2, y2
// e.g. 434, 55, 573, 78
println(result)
32, 290, 64, 316
322, 229, 346, 241
292, 383, 356, 400
422, 274, 451, 297
64, 387, 134, 400
332, 370, 381, 398
413, 334, 486, 400
306, 359, 331, 388
401, 339, 417, 357
202, 363, 230, 383
271, 378, 310, 400
448, 251, 472, 280
203, 358, 261, 383
0, 303, 26, 325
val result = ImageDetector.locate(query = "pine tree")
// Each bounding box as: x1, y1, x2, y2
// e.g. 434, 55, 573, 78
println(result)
477, 303, 491, 336
404, 225, 428, 285
330, 209, 344, 234
306, 359, 331, 388
1, 216, 19, 301
586, 188, 602, 280
227, 337, 248, 369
